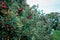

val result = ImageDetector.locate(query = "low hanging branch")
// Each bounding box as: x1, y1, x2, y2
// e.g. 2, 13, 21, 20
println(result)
42, 16, 50, 24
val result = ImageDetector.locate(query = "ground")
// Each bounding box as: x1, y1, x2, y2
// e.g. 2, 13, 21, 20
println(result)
53, 30, 60, 40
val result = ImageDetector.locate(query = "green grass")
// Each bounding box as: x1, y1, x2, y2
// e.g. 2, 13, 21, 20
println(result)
53, 30, 60, 40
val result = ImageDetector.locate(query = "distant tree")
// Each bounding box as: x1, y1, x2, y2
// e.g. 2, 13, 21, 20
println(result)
45, 12, 60, 30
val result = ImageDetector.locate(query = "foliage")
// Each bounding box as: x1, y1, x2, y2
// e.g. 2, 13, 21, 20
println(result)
0, 0, 53, 40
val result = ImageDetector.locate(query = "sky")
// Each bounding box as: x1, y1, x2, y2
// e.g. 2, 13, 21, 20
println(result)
27, 0, 60, 14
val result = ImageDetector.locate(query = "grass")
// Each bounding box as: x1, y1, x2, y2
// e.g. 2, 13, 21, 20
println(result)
53, 30, 60, 40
